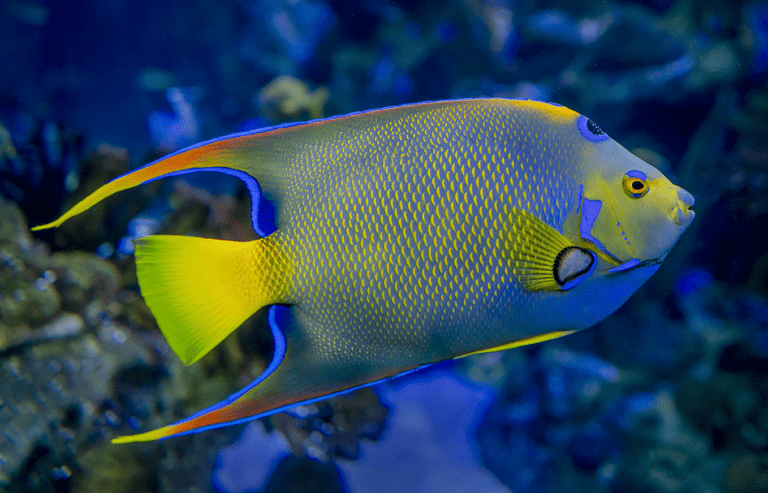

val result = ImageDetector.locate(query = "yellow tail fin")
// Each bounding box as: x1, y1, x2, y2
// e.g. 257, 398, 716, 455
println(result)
134, 235, 291, 365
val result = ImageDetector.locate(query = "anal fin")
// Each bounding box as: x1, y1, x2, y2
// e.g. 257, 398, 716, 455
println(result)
112, 306, 425, 443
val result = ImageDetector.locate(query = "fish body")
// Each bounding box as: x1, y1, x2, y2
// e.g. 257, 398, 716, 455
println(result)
33, 99, 695, 442
275, 100, 653, 359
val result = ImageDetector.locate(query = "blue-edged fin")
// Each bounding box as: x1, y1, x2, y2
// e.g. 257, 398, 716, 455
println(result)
507, 209, 596, 291
133, 234, 291, 365
113, 306, 426, 443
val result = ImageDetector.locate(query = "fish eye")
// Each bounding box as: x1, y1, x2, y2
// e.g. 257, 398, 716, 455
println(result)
623, 170, 649, 198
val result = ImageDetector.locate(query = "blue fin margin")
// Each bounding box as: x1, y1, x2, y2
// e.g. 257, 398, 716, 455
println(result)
155, 305, 431, 440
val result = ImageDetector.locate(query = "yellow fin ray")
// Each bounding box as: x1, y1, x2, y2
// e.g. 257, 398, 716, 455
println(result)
506, 209, 595, 291
134, 235, 290, 365
456, 330, 576, 358
112, 426, 175, 444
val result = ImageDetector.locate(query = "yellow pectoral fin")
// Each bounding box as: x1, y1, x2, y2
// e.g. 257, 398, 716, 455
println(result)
456, 330, 576, 359
507, 208, 596, 292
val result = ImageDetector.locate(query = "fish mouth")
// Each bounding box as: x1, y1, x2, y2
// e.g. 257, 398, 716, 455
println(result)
674, 207, 695, 227
641, 257, 664, 268
673, 188, 696, 227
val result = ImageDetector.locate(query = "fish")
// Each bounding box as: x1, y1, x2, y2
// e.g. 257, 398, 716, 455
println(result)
32, 98, 695, 443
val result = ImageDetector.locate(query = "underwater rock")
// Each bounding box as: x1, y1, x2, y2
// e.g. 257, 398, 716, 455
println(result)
239, 0, 336, 76
258, 75, 330, 121
148, 87, 203, 152
566, 423, 616, 473
475, 333, 733, 493
568, 297, 706, 381
676, 373, 767, 452
0, 122, 16, 161
263, 455, 346, 493
0, 313, 84, 353
265, 386, 388, 462
0, 198, 145, 490
538, 346, 620, 422
718, 343, 768, 375
590, 7, 687, 71
607, 388, 720, 493
724, 454, 768, 493
463, 0, 516, 57
214, 366, 506, 493
0, 116, 85, 230
477, 344, 622, 493
523, 10, 584, 48
47, 144, 138, 252
0, 258, 61, 331
135, 67, 179, 93
0, 196, 240, 492
71, 442, 158, 493
689, 86, 768, 297
0, 192, 124, 333
611, 445, 701, 493
501, 1, 704, 114
0, 196, 58, 332
0, 320, 155, 491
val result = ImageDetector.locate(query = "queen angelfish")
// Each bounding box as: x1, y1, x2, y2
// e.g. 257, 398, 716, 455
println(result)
33, 99, 695, 442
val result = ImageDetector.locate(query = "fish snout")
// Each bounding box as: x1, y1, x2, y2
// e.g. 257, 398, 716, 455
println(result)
672, 188, 695, 227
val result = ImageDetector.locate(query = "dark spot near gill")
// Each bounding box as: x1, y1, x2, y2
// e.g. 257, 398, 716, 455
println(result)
554, 247, 595, 286
586, 119, 605, 136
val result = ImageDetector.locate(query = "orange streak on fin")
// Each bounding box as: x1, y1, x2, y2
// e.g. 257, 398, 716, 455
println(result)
31, 98, 572, 232
111, 363, 427, 443
31, 145, 228, 231
111, 391, 302, 444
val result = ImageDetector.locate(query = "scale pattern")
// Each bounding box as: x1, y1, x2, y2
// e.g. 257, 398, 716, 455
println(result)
266, 100, 582, 366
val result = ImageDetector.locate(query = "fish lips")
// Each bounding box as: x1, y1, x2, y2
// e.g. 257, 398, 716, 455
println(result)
673, 188, 696, 227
